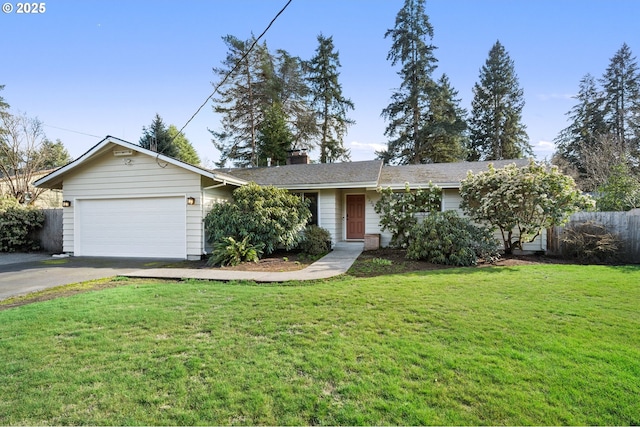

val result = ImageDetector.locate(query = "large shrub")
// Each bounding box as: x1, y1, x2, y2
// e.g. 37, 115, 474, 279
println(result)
0, 196, 45, 252
561, 221, 625, 264
204, 183, 311, 255
460, 160, 594, 254
406, 211, 500, 266
298, 225, 332, 256
595, 164, 640, 211
374, 183, 441, 248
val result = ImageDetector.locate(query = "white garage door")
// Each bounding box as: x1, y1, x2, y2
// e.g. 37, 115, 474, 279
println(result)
76, 197, 187, 258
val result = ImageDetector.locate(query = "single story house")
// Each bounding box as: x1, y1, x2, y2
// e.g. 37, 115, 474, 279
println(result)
35, 135, 537, 259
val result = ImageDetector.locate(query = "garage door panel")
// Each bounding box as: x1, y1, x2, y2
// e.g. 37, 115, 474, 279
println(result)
77, 197, 186, 258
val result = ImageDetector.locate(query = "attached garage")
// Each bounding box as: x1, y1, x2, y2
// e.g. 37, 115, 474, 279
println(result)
34, 136, 245, 260
75, 196, 187, 258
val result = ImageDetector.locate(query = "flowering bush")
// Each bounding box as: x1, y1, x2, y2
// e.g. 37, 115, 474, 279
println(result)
374, 182, 441, 248
460, 161, 595, 254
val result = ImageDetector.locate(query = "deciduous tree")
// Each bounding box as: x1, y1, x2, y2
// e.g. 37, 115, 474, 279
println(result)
460, 161, 594, 254
0, 112, 51, 204
596, 163, 640, 211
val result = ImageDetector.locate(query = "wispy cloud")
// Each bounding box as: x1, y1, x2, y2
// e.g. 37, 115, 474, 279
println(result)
350, 141, 387, 152
533, 140, 556, 160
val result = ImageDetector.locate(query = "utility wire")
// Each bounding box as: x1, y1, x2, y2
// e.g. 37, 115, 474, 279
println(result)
43, 124, 102, 139
170, 0, 294, 148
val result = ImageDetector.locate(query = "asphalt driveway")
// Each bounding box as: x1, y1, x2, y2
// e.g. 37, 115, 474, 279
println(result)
0, 254, 178, 300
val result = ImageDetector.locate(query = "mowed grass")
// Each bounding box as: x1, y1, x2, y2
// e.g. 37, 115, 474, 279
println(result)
1, 264, 639, 425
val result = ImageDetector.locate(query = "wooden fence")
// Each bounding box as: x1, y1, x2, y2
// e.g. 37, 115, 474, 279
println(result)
548, 209, 640, 263
38, 208, 63, 253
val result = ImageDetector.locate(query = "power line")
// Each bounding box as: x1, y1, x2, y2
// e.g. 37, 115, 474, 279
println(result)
170, 0, 294, 147
42, 123, 102, 139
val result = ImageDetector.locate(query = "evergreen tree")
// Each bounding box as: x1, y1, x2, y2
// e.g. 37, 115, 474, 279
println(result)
39, 138, 72, 169
379, 0, 438, 165
0, 85, 9, 142
273, 50, 317, 151
600, 43, 640, 159
307, 34, 354, 163
256, 102, 293, 166
554, 74, 608, 176
167, 125, 200, 165
468, 40, 531, 161
0, 85, 8, 114
139, 114, 178, 158
211, 35, 273, 167
422, 74, 467, 163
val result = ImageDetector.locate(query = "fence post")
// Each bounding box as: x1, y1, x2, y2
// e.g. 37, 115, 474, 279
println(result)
38, 209, 63, 253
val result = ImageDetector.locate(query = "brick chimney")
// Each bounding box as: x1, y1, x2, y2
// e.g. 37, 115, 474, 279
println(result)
286, 148, 309, 165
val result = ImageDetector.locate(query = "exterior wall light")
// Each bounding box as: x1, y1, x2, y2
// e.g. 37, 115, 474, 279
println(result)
186, 197, 196, 205
62, 200, 71, 207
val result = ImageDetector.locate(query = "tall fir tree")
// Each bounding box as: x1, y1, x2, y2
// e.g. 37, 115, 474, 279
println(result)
256, 102, 293, 166
468, 40, 531, 161
554, 74, 608, 175
307, 34, 354, 163
422, 74, 467, 163
273, 50, 317, 151
39, 139, 72, 169
211, 35, 273, 167
139, 114, 178, 158
600, 43, 640, 159
379, 0, 438, 165
167, 125, 201, 166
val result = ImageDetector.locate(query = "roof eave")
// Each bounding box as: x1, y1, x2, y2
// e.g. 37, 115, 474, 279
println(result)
272, 181, 379, 191
34, 135, 246, 189
375, 181, 461, 190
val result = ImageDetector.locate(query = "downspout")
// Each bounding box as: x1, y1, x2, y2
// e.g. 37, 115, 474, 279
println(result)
201, 188, 207, 257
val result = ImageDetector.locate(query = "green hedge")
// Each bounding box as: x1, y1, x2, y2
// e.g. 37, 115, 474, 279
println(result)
0, 199, 45, 252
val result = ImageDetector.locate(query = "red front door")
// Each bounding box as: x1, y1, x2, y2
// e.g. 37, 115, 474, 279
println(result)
346, 194, 365, 239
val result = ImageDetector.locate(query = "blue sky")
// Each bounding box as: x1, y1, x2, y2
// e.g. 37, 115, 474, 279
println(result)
2, 0, 639, 165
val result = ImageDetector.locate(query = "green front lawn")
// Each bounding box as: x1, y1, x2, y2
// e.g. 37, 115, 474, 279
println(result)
1, 264, 639, 425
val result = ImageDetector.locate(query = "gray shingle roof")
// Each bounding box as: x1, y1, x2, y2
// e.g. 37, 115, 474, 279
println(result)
379, 159, 531, 188
216, 158, 531, 189
217, 160, 383, 188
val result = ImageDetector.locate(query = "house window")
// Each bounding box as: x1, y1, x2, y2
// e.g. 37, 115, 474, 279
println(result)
294, 192, 318, 226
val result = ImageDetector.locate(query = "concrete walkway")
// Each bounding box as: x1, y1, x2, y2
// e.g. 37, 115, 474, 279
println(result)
126, 241, 364, 282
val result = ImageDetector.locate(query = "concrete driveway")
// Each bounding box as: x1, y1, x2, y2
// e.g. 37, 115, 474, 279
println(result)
0, 254, 178, 300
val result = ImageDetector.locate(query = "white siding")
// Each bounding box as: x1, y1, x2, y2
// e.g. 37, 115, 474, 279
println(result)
62, 152, 204, 258
202, 183, 235, 253
365, 190, 392, 247
318, 189, 341, 244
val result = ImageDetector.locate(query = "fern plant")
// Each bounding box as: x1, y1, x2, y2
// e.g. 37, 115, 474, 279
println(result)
208, 236, 264, 267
